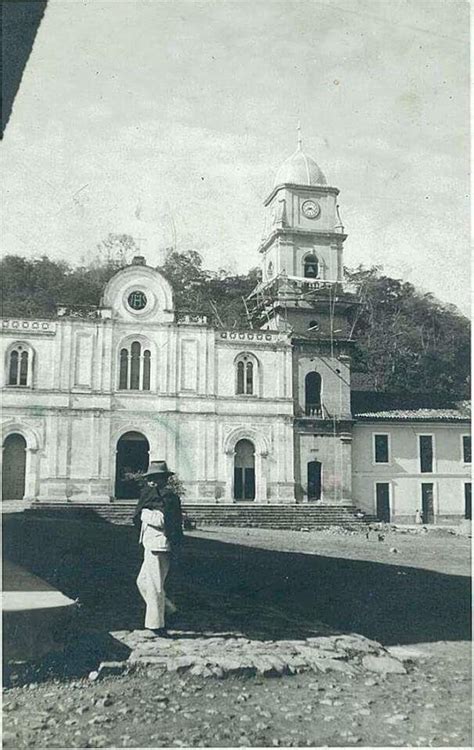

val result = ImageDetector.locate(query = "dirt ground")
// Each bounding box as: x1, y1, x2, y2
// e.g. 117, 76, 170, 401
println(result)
2, 519, 472, 748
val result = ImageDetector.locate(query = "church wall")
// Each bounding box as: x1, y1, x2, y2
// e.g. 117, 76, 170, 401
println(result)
1, 323, 58, 390
297, 432, 352, 503
0, 309, 295, 504
295, 352, 351, 418
214, 331, 292, 401
285, 310, 351, 339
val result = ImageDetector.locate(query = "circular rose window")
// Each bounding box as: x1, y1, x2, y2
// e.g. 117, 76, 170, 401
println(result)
127, 290, 147, 311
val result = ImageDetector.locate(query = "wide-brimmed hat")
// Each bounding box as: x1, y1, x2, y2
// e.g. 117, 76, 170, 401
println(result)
142, 460, 175, 478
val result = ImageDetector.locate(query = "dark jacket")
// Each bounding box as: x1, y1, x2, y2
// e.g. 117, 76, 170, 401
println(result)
160, 488, 184, 547
133, 485, 184, 547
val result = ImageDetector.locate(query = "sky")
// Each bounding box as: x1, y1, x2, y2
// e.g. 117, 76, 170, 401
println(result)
1, 0, 470, 314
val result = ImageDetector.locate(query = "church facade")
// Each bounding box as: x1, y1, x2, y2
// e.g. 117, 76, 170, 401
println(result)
1, 141, 471, 523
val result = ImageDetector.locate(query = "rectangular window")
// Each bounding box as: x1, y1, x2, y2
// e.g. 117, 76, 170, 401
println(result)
374, 434, 389, 463
375, 483, 390, 522
462, 435, 471, 464
419, 435, 433, 473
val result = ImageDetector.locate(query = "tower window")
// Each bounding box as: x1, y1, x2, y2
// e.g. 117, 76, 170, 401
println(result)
236, 355, 257, 395
303, 254, 319, 279
305, 371, 322, 416
7, 345, 32, 387
118, 341, 151, 391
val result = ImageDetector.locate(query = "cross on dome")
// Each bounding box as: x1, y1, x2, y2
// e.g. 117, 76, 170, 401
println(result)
297, 120, 303, 150
274, 124, 327, 188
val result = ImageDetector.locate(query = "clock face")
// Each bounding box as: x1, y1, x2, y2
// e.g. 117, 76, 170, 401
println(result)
302, 199, 321, 220
127, 290, 147, 311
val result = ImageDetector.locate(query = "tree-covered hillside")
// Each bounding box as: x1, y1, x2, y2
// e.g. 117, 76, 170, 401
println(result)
1, 248, 470, 399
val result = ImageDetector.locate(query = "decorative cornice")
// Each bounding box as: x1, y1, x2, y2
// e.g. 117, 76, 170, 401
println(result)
294, 418, 355, 433
217, 330, 289, 344
1, 319, 57, 336
264, 183, 340, 207
258, 227, 347, 254
291, 336, 356, 350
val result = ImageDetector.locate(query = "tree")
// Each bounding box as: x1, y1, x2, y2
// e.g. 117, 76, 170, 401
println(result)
95, 233, 141, 266
160, 250, 260, 328
346, 265, 470, 399
1, 255, 69, 318
1, 250, 469, 399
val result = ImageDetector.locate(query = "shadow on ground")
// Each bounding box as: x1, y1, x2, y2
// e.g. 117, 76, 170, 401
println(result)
3, 512, 471, 650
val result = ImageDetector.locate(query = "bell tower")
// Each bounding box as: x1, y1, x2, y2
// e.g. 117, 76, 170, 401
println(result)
249, 130, 359, 505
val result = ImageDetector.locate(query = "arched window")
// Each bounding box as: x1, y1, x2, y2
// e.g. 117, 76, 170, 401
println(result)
119, 349, 128, 389
118, 341, 151, 391
143, 350, 151, 391
303, 254, 319, 279
236, 354, 256, 395
234, 439, 255, 500
130, 341, 141, 390
308, 320, 319, 332
305, 371, 322, 416
7, 345, 32, 386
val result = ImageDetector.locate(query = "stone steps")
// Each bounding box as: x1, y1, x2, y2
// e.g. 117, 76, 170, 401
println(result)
24, 503, 376, 529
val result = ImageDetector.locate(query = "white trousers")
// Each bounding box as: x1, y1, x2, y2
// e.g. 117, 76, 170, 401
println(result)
137, 550, 171, 629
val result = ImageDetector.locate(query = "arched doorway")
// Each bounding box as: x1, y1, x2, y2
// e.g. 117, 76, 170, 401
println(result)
115, 432, 149, 499
234, 439, 255, 500
2, 433, 27, 500
307, 460, 322, 501
305, 372, 322, 416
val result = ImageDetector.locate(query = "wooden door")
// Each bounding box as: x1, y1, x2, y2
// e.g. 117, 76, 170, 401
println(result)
307, 461, 322, 500
2, 434, 27, 500
376, 483, 390, 522
465, 483, 471, 520
234, 439, 255, 500
421, 483, 435, 524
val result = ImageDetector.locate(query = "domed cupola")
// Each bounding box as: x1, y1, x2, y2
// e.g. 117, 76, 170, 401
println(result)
274, 134, 326, 188
257, 126, 347, 296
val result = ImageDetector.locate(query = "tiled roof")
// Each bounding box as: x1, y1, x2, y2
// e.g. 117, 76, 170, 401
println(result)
354, 400, 471, 422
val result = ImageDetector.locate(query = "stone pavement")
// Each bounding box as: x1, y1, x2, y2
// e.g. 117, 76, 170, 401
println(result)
106, 581, 409, 680
110, 627, 407, 679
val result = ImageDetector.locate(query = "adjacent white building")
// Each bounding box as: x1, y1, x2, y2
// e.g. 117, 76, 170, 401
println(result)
352, 407, 471, 524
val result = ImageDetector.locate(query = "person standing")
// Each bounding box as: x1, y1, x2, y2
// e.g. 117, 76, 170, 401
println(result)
134, 461, 183, 635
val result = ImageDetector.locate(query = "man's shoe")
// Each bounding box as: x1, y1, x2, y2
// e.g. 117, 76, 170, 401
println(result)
151, 627, 169, 637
